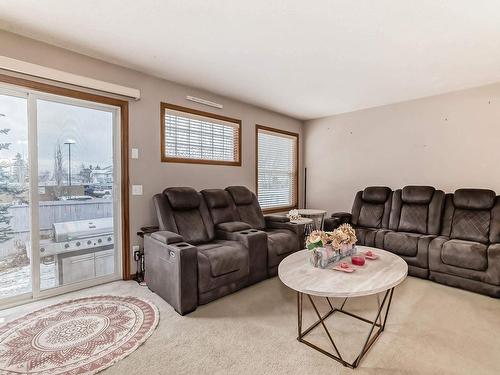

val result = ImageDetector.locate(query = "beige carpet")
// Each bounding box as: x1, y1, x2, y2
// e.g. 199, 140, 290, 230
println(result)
1, 276, 500, 374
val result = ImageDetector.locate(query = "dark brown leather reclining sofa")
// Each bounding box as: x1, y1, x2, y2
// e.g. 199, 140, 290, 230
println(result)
325, 186, 500, 297
144, 186, 303, 315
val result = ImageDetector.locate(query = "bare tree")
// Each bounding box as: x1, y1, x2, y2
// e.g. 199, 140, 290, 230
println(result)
53, 143, 64, 187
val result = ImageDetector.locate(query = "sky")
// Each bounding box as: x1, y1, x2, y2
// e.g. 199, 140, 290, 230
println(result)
0, 93, 114, 177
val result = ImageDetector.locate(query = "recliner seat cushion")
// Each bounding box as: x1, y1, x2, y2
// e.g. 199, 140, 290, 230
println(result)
441, 239, 488, 271
384, 231, 421, 257
451, 209, 490, 243
197, 241, 248, 277
267, 229, 299, 267
197, 240, 249, 294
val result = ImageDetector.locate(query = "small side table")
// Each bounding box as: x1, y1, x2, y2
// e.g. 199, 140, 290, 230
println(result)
290, 217, 314, 239
297, 209, 327, 231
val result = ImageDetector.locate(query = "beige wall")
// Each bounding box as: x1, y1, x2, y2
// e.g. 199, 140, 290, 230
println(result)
0, 30, 304, 273
304, 83, 500, 215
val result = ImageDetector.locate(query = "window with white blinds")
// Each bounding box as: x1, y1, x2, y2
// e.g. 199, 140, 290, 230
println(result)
161, 103, 241, 165
257, 125, 298, 211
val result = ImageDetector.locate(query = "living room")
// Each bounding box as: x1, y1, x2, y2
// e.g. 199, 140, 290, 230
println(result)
0, 1, 499, 374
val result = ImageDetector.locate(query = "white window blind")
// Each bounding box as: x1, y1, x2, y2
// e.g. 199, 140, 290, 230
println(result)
162, 104, 241, 165
257, 126, 298, 210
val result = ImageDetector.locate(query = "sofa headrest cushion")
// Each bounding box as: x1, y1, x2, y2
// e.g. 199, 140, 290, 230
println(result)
164, 187, 200, 210
401, 186, 435, 204
201, 189, 229, 209
226, 186, 254, 205
361, 186, 391, 203
453, 189, 496, 210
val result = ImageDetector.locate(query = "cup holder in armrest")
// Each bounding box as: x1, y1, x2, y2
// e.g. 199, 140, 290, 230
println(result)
176, 243, 190, 248
249, 230, 258, 233
240, 231, 249, 235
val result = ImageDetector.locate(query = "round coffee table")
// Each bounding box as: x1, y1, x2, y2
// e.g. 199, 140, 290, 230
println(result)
278, 246, 408, 369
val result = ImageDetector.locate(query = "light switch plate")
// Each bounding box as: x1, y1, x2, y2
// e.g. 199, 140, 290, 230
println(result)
131, 148, 139, 159
132, 185, 143, 195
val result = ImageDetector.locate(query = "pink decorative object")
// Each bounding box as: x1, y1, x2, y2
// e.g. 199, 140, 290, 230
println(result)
351, 255, 366, 266
333, 263, 355, 273
364, 250, 379, 260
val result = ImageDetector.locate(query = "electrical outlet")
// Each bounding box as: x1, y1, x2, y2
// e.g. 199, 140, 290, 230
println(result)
132, 245, 141, 261
131, 148, 139, 159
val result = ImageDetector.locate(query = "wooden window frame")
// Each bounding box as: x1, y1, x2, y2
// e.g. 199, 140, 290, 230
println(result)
160, 102, 242, 166
0, 73, 131, 280
255, 124, 299, 214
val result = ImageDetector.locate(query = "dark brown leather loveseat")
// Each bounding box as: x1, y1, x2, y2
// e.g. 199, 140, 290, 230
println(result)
325, 186, 500, 297
144, 186, 303, 314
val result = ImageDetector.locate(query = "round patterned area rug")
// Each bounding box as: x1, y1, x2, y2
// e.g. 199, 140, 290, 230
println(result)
0, 296, 159, 375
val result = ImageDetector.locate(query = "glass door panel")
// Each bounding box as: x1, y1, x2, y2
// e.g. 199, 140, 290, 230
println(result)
36, 97, 117, 291
0, 92, 31, 300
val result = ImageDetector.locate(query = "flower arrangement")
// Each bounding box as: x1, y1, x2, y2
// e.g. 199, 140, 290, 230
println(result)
305, 230, 331, 250
330, 224, 357, 251
306, 224, 358, 268
287, 209, 302, 221
306, 224, 357, 251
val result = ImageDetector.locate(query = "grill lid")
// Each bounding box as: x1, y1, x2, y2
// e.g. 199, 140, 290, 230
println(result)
53, 217, 113, 242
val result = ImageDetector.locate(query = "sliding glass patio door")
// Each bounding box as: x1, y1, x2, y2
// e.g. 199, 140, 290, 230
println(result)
0, 90, 31, 302
0, 85, 122, 307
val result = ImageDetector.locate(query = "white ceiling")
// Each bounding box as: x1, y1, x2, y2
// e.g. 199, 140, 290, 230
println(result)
1, 1, 500, 120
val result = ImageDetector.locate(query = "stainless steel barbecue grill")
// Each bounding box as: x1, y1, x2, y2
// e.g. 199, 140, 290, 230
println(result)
38, 217, 115, 286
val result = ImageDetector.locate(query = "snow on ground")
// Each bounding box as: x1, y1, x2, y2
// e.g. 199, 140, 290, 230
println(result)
0, 263, 57, 298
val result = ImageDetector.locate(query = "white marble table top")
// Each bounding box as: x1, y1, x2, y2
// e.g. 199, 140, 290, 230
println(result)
278, 246, 408, 298
297, 209, 327, 216
290, 217, 313, 224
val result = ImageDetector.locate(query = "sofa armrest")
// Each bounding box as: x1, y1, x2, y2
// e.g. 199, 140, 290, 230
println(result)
324, 212, 352, 231
331, 212, 352, 221
216, 229, 268, 283
215, 221, 252, 232
266, 220, 303, 234
144, 234, 198, 315
265, 220, 305, 251
265, 215, 290, 223
150, 230, 184, 244
324, 217, 341, 231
